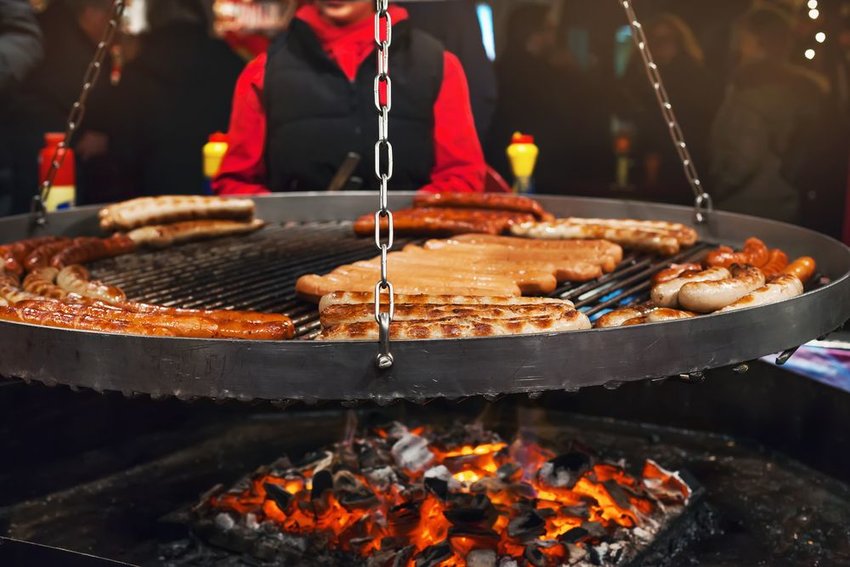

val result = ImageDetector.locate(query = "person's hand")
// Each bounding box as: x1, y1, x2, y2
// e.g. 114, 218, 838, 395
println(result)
75, 131, 109, 161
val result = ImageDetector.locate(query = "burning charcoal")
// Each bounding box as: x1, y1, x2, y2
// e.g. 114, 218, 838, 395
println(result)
415, 543, 453, 567
580, 522, 609, 541
445, 493, 497, 529
602, 480, 633, 511
471, 476, 506, 494
388, 501, 421, 534
366, 466, 398, 492
508, 482, 538, 501
311, 470, 333, 500
333, 470, 377, 509
244, 513, 260, 531
538, 452, 592, 489
391, 546, 417, 567
424, 476, 449, 500
392, 432, 434, 472
498, 559, 519, 567
560, 504, 590, 519
263, 483, 293, 513
497, 463, 522, 482
298, 450, 333, 472
466, 549, 497, 567
448, 526, 500, 550
558, 527, 589, 544
524, 544, 547, 567
507, 510, 546, 540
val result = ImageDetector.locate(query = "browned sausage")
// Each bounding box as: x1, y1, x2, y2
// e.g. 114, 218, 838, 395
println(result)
781, 257, 816, 283
412, 192, 554, 221
353, 208, 536, 237
50, 234, 137, 268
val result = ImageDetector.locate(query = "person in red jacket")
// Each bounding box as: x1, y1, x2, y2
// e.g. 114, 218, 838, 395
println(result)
213, 0, 485, 195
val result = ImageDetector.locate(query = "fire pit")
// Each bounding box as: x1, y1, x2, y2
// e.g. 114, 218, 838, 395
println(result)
193, 422, 697, 567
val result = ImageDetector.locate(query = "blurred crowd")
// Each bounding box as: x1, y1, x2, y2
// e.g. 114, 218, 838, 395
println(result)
1, 0, 849, 239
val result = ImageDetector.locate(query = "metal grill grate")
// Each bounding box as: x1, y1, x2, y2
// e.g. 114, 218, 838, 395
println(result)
89, 221, 714, 339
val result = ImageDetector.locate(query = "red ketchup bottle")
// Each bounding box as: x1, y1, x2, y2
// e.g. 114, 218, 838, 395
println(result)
39, 133, 76, 211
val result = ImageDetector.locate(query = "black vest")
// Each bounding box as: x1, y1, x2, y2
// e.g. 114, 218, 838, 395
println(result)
264, 19, 443, 192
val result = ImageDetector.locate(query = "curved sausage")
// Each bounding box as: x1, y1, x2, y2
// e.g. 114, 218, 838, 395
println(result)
56, 265, 126, 304
594, 303, 657, 328
705, 238, 769, 268
650, 267, 731, 308
678, 265, 766, 313
759, 249, 789, 278
50, 234, 137, 268
23, 267, 71, 299
781, 257, 816, 283
651, 263, 703, 285
127, 219, 265, 249
718, 275, 804, 313
24, 239, 75, 271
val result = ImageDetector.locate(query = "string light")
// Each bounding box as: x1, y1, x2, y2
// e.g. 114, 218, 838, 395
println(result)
815, 32, 826, 43
805, 49, 816, 60
807, 0, 818, 8
809, 8, 819, 19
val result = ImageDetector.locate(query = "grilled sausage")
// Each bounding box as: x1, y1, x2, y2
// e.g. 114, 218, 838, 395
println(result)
50, 234, 137, 268
0, 302, 178, 337
24, 238, 75, 271
350, 254, 558, 295
23, 267, 71, 299
412, 193, 555, 221
56, 265, 126, 304
353, 208, 536, 237
127, 218, 265, 248
318, 292, 569, 312
510, 221, 682, 256
782, 257, 816, 283
556, 217, 698, 246
12, 300, 294, 340
422, 240, 620, 273
705, 237, 770, 268
99, 196, 255, 231
678, 265, 766, 313
117, 302, 292, 328
320, 302, 576, 327
317, 311, 592, 341
296, 274, 521, 304
651, 263, 703, 285
759, 249, 790, 278
594, 303, 658, 328
718, 275, 804, 313
450, 234, 624, 264
330, 266, 523, 296
650, 267, 732, 308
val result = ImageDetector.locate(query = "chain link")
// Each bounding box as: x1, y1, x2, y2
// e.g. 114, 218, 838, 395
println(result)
620, 0, 712, 223
374, 0, 395, 369
32, 0, 125, 225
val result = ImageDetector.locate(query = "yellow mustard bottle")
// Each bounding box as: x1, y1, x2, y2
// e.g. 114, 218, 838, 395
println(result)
506, 132, 539, 194
203, 132, 229, 194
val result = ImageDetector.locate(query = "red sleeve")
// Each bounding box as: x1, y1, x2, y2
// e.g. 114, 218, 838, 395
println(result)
212, 54, 272, 196
418, 52, 486, 194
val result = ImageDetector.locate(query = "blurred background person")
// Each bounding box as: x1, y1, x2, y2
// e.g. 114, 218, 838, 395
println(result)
618, 13, 721, 206
0, 0, 42, 216
485, 2, 610, 196
112, 0, 244, 196
709, 5, 829, 224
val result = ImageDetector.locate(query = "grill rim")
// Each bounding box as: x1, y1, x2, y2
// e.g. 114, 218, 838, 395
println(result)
0, 192, 847, 402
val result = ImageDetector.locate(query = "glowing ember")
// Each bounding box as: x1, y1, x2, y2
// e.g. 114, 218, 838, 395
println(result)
200, 423, 692, 566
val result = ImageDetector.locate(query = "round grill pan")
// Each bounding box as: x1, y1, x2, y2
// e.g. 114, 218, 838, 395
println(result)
0, 193, 847, 402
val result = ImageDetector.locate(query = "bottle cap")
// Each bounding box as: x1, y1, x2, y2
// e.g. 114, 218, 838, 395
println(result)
511, 132, 535, 144
209, 132, 229, 143
44, 132, 66, 146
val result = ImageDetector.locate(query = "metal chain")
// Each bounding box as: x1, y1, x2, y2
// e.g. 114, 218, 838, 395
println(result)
619, 0, 712, 223
32, 0, 126, 225
373, 0, 395, 369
